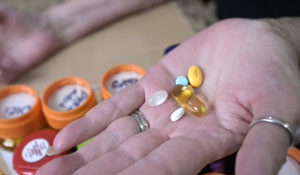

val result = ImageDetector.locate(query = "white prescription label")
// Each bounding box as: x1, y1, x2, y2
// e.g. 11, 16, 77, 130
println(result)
47, 84, 89, 111
0, 93, 36, 118
105, 71, 142, 93
22, 138, 49, 163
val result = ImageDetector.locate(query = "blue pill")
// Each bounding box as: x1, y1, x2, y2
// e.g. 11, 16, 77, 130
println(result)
175, 76, 188, 86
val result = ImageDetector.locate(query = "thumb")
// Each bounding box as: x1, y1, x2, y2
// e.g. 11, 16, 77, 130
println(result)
235, 86, 299, 175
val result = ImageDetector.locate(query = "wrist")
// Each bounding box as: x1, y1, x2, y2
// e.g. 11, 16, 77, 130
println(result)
262, 18, 300, 58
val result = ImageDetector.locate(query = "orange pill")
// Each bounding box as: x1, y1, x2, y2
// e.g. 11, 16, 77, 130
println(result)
187, 65, 203, 87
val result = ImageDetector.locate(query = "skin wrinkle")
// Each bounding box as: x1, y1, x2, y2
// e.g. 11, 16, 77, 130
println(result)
191, 129, 225, 159
234, 94, 253, 123
100, 98, 123, 123
115, 147, 136, 165
72, 152, 88, 174
77, 116, 139, 165
72, 150, 133, 175
134, 137, 189, 175
54, 117, 93, 151
171, 115, 232, 162
113, 129, 169, 174
201, 121, 238, 159
216, 107, 249, 141
170, 136, 211, 174
141, 156, 173, 175
107, 83, 143, 116
58, 152, 87, 174
121, 129, 167, 161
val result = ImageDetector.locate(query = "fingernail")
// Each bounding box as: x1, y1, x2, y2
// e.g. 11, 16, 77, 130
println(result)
46, 146, 61, 156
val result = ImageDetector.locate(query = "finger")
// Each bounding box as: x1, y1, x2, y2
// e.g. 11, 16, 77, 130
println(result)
236, 121, 292, 175
78, 116, 140, 162
36, 151, 84, 175
37, 116, 140, 175
53, 83, 145, 151
73, 128, 168, 175
118, 136, 215, 175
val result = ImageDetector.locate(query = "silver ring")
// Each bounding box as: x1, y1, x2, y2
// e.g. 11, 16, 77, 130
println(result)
249, 116, 296, 147
130, 110, 149, 132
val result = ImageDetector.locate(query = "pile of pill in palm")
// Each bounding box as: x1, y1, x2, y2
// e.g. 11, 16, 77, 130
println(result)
147, 65, 207, 122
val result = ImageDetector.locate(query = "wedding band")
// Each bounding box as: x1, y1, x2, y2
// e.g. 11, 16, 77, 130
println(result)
249, 116, 296, 147
130, 110, 149, 132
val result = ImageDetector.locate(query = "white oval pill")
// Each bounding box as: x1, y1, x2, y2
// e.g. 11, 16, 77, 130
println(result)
170, 107, 184, 122
147, 90, 168, 107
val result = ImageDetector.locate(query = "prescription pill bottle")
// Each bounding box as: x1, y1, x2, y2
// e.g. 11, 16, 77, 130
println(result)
278, 146, 300, 175
42, 76, 97, 130
0, 85, 44, 151
13, 129, 67, 175
100, 64, 146, 100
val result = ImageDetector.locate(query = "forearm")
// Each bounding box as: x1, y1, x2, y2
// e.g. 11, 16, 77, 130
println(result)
43, 0, 168, 44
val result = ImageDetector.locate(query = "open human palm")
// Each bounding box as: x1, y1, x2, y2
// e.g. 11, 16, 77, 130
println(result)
37, 19, 300, 175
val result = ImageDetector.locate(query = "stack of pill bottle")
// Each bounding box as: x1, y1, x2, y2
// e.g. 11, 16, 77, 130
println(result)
0, 85, 44, 151
100, 64, 146, 100
42, 76, 97, 130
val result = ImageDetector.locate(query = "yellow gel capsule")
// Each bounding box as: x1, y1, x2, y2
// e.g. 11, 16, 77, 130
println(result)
187, 65, 203, 87
172, 85, 207, 116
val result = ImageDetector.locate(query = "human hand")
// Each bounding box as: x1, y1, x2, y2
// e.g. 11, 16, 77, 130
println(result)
0, 4, 61, 83
37, 18, 300, 175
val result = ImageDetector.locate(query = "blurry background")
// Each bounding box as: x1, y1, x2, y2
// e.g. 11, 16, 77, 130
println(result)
0, 0, 218, 32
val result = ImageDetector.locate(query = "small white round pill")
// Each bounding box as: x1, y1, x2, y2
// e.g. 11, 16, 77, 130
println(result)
170, 107, 184, 122
147, 90, 168, 107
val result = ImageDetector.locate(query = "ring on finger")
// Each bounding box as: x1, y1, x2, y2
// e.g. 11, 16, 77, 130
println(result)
249, 116, 296, 147
130, 110, 149, 132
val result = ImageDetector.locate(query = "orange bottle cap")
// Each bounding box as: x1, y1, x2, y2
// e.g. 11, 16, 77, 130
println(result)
288, 147, 300, 163
42, 76, 97, 130
100, 64, 146, 100
0, 85, 44, 139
